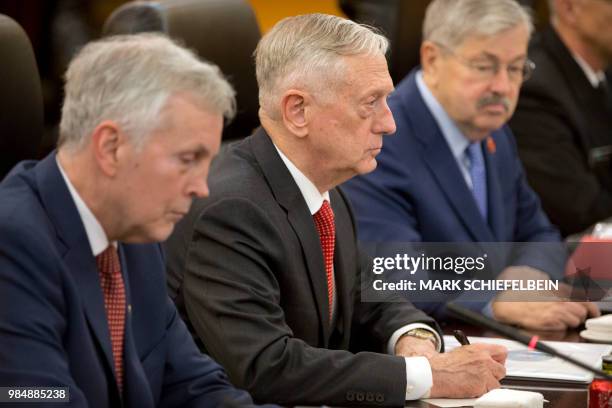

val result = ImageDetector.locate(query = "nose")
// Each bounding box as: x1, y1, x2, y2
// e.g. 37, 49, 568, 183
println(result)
188, 174, 210, 199
373, 99, 397, 136
489, 66, 513, 95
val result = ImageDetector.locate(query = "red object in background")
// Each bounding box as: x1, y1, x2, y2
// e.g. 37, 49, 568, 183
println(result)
566, 236, 612, 280
589, 355, 612, 408
589, 379, 612, 408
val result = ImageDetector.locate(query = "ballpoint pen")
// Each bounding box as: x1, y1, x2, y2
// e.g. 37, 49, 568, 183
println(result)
453, 329, 471, 345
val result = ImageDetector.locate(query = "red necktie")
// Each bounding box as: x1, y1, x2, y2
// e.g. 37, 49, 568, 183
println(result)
313, 200, 335, 322
96, 246, 126, 393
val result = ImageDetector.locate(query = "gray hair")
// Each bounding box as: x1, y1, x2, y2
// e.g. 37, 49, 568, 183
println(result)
255, 13, 389, 118
423, 0, 534, 50
59, 33, 236, 150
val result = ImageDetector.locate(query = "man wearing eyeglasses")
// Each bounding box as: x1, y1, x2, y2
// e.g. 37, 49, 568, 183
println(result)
343, 0, 600, 330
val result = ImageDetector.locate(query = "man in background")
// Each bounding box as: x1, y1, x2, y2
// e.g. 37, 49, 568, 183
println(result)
0, 33, 262, 407
509, 0, 612, 237
343, 0, 600, 330
165, 13, 507, 406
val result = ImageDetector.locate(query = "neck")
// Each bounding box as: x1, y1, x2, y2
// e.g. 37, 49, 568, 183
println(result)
554, 22, 606, 72
57, 148, 119, 241
261, 122, 340, 194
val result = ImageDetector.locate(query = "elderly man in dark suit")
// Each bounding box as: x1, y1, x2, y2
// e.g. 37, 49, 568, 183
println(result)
0, 33, 263, 408
165, 13, 507, 406
509, 0, 612, 237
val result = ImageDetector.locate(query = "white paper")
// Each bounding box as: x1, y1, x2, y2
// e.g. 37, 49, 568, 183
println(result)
443, 335, 612, 383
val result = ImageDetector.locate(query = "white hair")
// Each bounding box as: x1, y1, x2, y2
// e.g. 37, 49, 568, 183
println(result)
423, 0, 534, 50
59, 33, 236, 150
255, 13, 389, 118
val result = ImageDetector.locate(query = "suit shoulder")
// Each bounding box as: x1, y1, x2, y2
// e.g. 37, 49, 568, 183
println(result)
0, 170, 54, 244
208, 139, 271, 200
0, 177, 64, 285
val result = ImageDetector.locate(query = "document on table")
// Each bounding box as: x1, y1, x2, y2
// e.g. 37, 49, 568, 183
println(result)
444, 335, 612, 383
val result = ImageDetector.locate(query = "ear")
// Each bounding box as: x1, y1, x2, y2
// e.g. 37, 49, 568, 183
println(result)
280, 89, 309, 138
421, 41, 442, 77
90, 120, 127, 177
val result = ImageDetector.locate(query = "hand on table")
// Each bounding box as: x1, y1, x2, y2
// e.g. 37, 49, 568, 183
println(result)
428, 344, 507, 398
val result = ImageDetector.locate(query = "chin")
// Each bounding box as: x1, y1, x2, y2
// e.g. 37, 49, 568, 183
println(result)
142, 224, 176, 244
356, 160, 378, 176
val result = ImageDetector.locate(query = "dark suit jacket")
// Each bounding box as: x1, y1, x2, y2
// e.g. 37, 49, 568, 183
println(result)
509, 27, 612, 237
342, 70, 561, 316
0, 154, 255, 408
165, 128, 440, 407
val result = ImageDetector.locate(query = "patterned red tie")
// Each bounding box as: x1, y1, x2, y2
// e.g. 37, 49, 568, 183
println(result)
313, 200, 335, 323
96, 246, 126, 394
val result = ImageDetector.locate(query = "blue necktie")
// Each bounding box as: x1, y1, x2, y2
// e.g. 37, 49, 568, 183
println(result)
466, 142, 487, 220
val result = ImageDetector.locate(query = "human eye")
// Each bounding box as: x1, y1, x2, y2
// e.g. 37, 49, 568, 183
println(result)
365, 96, 378, 107
471, 62, 495, 74
507, 64, 523, 78
178, 152, 198, 165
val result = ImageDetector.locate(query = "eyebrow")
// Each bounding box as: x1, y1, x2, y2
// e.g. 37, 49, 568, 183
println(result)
478, 51, 527, 64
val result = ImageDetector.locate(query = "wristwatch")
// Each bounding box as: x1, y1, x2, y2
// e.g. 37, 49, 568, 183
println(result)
404, 328, 439, 349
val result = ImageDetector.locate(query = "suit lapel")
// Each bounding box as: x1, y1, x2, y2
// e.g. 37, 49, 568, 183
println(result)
401, 76, 494, 241
119, 246, 155, 408
250, 129, 332, 342
35, 154, 118, 393
541, 28, 596, 146
329, 190, 353, 341
483, 136, 504, 240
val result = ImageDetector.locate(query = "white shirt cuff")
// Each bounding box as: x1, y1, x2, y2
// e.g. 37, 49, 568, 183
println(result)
403, 356, 433, 400
386, 323, 442, 355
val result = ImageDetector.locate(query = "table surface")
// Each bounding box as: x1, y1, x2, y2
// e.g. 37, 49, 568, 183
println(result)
407, 319, 597, 408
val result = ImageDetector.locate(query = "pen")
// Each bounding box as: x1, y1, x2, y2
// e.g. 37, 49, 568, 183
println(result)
453, 329, 471, 345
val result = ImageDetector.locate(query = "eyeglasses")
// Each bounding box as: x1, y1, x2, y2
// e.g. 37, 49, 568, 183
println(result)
436, 43, 536, 83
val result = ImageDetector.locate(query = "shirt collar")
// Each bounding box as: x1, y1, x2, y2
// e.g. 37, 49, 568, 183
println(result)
274, 144, 330, 215
415, 70, 470, 161
56, 156, 111, 256
572, 52, 606, 88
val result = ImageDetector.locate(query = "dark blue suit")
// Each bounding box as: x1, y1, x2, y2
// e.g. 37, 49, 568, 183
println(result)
0, 154, 256, 408
342, 70, 562, 316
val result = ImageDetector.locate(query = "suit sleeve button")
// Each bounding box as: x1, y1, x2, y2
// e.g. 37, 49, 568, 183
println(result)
346, 391, 355, 402
356, 392, 365, 402
375, 393, 385, 403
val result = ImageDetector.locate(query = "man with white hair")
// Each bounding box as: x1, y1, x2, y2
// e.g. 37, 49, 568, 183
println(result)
0, 33, 262, 407
344, 0, 600, 329
510, 0, 612, 237
165, 13, 507, 406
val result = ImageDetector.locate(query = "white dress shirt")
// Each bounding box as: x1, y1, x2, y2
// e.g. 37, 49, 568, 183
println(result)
572, 52, 606, 88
